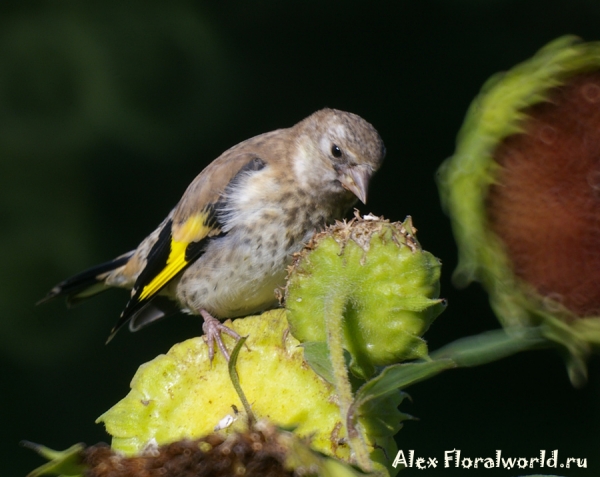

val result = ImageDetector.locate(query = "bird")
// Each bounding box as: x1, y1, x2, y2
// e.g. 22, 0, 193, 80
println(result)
39, 108, 386, 361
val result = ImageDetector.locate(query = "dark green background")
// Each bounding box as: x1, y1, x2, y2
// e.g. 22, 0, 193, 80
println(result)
2, 2, 598, 476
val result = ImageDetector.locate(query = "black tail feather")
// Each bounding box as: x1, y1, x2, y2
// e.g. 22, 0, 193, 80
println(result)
106, 296, 180, 343
38, 252, 134, 306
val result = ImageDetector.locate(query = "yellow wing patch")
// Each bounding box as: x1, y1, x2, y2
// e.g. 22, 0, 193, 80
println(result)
138, 213, 213, 301
173, 214, 213, 243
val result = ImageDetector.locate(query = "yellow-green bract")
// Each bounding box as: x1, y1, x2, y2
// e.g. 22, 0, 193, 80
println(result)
97, 310, 405, 475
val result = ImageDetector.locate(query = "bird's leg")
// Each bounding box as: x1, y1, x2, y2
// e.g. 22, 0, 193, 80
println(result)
200, 310, 242, 362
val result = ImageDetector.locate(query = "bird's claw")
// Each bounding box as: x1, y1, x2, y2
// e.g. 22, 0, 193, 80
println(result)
200, 310, 242, 362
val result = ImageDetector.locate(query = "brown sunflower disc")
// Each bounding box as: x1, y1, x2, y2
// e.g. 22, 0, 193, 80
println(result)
487, 71, 600, 318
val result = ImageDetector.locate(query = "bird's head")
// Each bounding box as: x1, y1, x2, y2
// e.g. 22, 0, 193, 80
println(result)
294, 108, 386, 204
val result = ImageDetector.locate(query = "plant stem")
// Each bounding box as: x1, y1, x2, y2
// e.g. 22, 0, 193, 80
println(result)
324, 294, 373, 472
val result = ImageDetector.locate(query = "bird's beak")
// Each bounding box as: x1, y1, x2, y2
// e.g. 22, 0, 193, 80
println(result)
338, 164, 372, 204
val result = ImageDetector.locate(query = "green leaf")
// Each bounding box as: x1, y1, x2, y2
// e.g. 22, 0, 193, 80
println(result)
430, 327, 546, 367
302, 341, 353, 384
22, 442, 85, 477
352, 359, 455, 411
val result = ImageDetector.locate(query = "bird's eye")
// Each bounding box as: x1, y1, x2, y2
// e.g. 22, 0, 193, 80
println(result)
331, 144, 342, 158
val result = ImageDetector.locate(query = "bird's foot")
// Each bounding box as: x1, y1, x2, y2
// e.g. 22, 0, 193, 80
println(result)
200, 310, 242, 362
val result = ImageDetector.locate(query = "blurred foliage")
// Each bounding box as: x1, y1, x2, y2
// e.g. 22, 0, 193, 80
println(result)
3, 1, 600, 477
0, 1, 234, 365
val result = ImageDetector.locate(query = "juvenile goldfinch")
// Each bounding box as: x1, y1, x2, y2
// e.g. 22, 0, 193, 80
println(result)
40, 108, 386, 360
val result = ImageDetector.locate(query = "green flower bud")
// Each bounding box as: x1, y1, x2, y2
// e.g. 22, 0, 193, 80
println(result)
284, 213, 445, 379
437, 36, 600, 385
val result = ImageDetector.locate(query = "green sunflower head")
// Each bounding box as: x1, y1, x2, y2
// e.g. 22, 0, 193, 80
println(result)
285, 213, 445, 379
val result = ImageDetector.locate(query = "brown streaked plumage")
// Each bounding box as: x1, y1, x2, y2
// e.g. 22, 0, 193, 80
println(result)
40, 108, 386, 360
